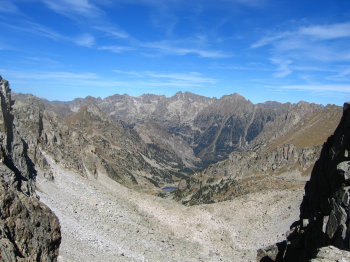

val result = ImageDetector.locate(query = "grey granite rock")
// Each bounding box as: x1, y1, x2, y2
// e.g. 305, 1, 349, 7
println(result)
258, 102, 350, 262
311, 246, 350, 262
0, 76, 61, 261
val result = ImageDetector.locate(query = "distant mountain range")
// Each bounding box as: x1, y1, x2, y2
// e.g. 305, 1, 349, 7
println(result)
12, 90, 342, 200
2, 75, 347, 261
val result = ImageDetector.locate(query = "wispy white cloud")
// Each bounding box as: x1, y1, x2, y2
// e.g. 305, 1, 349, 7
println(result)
279, 84, 350, 93
0, 20, 65, 41
250, 32, 290, 48
2, 68, 216, 91
0, 41, 11, 50
0, 69, 99, 80
270, 58, 293, 78
144, 41, 231, 58
1, 16, 103, 51
93, 26, 129, 39
113, 70, 217, 85
327, 67, 350, 81
299, 23, 350, 40
23, 57, 62, 68
251, 23, 350, 49
251, 21, 350, 80
1, 1, 230, 59
251, 22, 350, 58
114, 0, 267, 8
0, 18, 101, 51
0, 0, 20, 14
135, 80, 205, 88
41, 0, 102, 18
1, 68, 217, 100
113, 70, 143, 77
144, 71, 217, 83
75, 34, 95, 47
222, 0, 267, 8
98, 45, 133, 53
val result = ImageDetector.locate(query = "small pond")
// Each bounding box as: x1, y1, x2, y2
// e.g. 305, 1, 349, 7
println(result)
161, 186, 177, 193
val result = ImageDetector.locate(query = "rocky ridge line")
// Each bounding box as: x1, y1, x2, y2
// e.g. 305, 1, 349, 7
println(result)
12, 90, 341, 201
0, 76, 61, 261
68, 92, 339, 166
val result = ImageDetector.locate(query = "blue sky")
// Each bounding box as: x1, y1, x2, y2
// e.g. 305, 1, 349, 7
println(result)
0, 0, 350, 105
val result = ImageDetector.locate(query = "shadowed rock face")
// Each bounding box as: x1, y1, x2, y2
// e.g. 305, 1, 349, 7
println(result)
0, 76, 61, 261
258, 102, 350, 262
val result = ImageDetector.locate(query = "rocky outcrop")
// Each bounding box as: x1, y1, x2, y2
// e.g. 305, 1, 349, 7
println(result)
0, 181, 61, 261
0, 78, 36, 195
0, 76, 61, 261
311, 246, 350, 262
258, 102, 350, 262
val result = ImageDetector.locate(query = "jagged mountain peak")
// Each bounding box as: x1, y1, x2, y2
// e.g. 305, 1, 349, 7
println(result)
258, 101, 285, 109
220, 92, 246, 100
66, 103, 111, 126
104, 93, 130, 101
140, 93, 166, 99
171, 91, 207, 100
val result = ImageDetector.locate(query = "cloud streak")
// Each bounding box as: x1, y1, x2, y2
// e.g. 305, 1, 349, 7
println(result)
145, 71, 217, 83
279, 84, 350, 93
251, 21, 350, 81
1, 69, 99, 80
93, 26, 129, 39
144, 41, 231, 58
98, 45, 133, 53
251, 22, 350, 49
75, 34, 95, 47
41, 0, 102, 18
1, 1, 231, 59
270, 58, 293, 78
113, 69, 217, 86
0, 19, 65, 41
0, 0, 20, 14
299, 23, 350, 40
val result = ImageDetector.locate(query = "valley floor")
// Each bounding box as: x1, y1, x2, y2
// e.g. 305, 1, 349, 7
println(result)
37, 157, 304, 262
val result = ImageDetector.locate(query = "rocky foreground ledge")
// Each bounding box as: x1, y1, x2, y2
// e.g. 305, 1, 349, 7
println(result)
258, 102, 350, 262
0, 76, 61, 261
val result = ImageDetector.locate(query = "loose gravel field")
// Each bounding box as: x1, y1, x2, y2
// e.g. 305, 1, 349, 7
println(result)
37, 156, 303, 262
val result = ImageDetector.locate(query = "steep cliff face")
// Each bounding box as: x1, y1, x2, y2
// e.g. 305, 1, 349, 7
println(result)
258, 102, 350, 262
175, 105, 341, 205
0, 76, 61, 261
